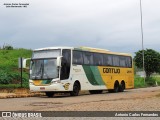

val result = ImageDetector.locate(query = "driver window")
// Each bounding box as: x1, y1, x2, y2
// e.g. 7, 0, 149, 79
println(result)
60, 49, 71, 80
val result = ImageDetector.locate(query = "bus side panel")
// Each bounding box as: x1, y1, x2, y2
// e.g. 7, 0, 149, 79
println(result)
71, 65, 107, 90
71, 65, 134, 91
98, 66, 134, 90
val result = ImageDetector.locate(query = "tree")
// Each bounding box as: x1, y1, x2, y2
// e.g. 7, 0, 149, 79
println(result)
134, 49, 160, 77
3, 44, 13, 50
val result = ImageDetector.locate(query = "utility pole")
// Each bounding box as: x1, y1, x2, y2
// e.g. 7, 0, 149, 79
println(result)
140, 0, 145, 83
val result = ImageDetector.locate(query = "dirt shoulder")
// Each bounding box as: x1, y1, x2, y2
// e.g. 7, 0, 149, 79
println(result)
0, 88, 44, 99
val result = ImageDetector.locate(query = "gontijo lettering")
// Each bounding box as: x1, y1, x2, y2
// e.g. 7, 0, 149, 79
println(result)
103, 68, 120, 74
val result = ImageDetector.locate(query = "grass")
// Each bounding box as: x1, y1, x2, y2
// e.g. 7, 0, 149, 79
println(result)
0, 48, 32, 88
134, 75, 160, 88
152, 75, 160, 85
134, 76, 147, 88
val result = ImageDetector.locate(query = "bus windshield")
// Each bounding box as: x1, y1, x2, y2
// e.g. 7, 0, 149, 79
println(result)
30, 58, 59, 80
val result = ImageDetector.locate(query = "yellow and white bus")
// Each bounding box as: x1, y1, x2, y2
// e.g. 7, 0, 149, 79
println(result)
26, 46, 134, 97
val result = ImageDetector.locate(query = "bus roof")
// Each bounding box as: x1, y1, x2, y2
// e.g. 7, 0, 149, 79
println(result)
75, 46, 132, 56
33, 46, 74, 51
33, 46, 131, 56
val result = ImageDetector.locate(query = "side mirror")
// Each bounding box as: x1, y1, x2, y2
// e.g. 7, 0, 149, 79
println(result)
23, 58, 31, 69
57, 56, 62, 67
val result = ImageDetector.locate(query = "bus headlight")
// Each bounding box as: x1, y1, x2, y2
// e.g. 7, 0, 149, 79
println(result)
29, 80, 34, 85
51, 79, 61, 84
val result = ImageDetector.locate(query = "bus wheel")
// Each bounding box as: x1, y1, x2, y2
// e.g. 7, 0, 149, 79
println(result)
89, 90, 103, 94
113, 81, 119, 93
45, 92, 54, 97
119, 81, 125, 92
70, 82, 80, 96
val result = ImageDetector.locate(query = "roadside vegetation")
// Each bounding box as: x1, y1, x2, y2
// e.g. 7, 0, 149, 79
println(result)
0, 44, 32, 89
134, 75, 160, 88
134, 48, 160, 88
134, 49, 160, 77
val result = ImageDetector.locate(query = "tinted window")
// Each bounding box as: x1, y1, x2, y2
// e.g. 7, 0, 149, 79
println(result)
60, 49, 71, 80
103, 54, 113, 66
113, 55, 120, 66
94, 53, 103, 66
73, 51, 83, 64
83, 52, 93, 65
119, 56, 126, 67
126, 57, 132, 68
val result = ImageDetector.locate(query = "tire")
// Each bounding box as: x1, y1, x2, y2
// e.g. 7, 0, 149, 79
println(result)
119, 82, 125, 92
89, 90, 103, 94
113, 81, 119, 93
45, 92, 54, 97
70, 82, 80, 96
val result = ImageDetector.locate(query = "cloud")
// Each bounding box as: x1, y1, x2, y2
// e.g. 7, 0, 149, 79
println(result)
0, 0, 160, 55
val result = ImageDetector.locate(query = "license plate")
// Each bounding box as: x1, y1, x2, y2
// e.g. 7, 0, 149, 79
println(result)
40, 87, 45, 90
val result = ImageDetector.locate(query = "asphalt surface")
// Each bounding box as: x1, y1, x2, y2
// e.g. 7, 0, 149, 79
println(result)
0, 86, 160, 111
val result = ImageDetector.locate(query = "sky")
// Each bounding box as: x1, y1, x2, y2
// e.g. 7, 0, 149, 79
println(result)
0, 0, 160, 55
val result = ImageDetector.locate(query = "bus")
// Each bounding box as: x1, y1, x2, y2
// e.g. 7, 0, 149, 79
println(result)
25, 46, 134, 97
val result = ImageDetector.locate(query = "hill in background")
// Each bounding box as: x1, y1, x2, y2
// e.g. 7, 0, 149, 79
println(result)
0, 46, 32, 88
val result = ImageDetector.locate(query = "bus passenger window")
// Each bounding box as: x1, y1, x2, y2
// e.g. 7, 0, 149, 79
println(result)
83, 52, 93, 65
103, 54, 113, 66
119, 56, 126, 67
126, 57, 132, 68
93, 53, 103, 66
113, 55, 120, 67
73, 51, 83, 64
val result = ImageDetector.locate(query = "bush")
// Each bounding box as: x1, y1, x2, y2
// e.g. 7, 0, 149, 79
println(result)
0, 71, 12, 84
0, 44, 14, 50
134, 76, 146, 88
154, 76, 160, 86
0, 72, 29, 88
145, 77, 156, 86
134, 76, 159, 88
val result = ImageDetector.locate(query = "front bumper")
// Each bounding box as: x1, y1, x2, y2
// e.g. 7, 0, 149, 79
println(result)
30, 83, 67, 92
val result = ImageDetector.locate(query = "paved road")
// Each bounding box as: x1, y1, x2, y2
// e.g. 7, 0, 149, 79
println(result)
0, 87, 160, 111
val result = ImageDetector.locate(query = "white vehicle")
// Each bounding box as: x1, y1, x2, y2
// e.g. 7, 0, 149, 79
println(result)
24, 46, 134, 97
